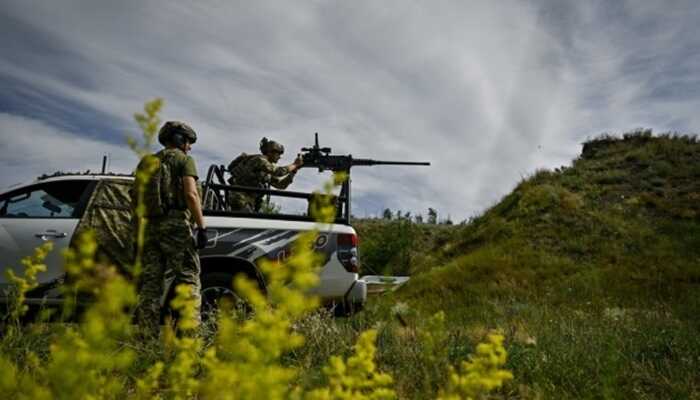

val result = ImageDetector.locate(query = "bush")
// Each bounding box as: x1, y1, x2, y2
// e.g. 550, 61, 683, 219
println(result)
357, 219, 420, 276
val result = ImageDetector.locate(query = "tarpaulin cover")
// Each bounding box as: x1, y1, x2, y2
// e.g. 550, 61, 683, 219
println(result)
72, 179, 134, 274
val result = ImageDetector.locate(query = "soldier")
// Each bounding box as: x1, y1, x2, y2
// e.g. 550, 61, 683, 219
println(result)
227, 137, 303, 212
134, 121, 208, 335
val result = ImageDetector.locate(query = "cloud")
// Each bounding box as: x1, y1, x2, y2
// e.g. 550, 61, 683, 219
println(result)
0, 113, 138, 190
1, 1, 699, 219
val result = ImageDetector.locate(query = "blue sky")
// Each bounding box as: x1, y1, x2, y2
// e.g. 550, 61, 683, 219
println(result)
1, 0, 699, 221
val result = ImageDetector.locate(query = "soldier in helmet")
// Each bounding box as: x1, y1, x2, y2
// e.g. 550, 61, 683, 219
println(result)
227, 137, 303, 212
133, 121, 208, 335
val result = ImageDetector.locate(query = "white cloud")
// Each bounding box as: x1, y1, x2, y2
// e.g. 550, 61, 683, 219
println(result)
1, 1, 699, 219
0, 113, 138, 189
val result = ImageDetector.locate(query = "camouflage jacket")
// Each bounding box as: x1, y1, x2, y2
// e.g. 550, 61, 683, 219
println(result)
227, 153, 295, 190
226, 153, 295, 212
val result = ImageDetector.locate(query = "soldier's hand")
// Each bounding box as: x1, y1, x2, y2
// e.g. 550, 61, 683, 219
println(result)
195, 227, 209, 250
294, 153, 304, 167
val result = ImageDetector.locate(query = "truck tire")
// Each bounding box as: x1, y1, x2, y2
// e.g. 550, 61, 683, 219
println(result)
200, 271, 254, 320
332, 300, 364, 317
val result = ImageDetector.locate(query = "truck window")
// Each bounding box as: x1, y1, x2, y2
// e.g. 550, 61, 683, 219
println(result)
0, 181, 92, 218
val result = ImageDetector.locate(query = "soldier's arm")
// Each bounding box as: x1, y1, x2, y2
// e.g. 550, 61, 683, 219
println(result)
184, 176, 205, 229
270, 172, 295, 189
256, 157, 297, 177
268, 154, 303, 189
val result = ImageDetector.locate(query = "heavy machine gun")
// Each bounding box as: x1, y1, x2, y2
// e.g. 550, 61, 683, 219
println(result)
298, 133, 430, 223
301, 133, 430, 172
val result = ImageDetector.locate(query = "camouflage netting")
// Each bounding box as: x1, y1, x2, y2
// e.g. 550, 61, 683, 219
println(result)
72, 179, 135, 275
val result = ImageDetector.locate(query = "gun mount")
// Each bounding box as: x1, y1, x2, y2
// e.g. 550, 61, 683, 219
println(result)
301, 133, 430, 172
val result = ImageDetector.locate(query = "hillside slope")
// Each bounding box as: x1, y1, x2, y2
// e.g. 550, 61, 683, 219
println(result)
399, 130, 700, 312
352, 130, 700, 398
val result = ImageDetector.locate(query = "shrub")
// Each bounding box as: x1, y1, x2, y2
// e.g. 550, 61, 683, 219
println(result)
3, 243, 52, 325
437, 333, 513, 400
306, 330, 396, 400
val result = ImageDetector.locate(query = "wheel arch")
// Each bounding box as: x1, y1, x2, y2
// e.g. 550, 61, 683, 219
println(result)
200, 256, 267, 293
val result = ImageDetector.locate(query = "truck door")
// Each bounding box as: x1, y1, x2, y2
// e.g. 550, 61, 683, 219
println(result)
0, 180, 93, 292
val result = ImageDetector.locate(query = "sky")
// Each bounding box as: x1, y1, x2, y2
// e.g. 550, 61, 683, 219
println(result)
1, 0, 699, 221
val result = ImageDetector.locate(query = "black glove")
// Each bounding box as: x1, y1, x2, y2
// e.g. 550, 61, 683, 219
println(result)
195, 227, 208, 250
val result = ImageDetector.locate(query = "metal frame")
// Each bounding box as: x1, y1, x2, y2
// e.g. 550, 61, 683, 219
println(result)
202, 164, 351, 225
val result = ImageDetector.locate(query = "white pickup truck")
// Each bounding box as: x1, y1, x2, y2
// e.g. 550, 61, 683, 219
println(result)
0, 171, 367, 316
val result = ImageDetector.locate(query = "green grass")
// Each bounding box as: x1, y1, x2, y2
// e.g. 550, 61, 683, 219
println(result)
351, 131, 700, 398
3, 130, 699, 399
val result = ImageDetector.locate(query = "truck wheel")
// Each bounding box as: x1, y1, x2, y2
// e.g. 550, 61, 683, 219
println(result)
332, 300, 364, 317
200, 272, 251, 320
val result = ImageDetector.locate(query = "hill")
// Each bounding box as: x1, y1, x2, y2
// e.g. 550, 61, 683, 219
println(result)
397, 130, 700, 311
354, 130, 700, 398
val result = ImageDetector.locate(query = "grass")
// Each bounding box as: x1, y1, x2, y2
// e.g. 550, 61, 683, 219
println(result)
3, 127, 699, 398
352, 130, 700, 398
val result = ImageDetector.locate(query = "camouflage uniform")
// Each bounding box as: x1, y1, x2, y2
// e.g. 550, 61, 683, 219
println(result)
135, 147, 201, 334
227, 153, 296, 212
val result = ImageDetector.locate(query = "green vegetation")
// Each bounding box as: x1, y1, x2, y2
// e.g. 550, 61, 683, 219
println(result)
3, 99, 698, 398
403, 130, 699, 303
0, 100, 513, 399
354, 129, 700, 398
353, 214, 456, 277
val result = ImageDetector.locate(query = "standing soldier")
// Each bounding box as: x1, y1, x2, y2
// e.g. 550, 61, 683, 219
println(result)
134, 121, 208, 335
227, 137, 303, 212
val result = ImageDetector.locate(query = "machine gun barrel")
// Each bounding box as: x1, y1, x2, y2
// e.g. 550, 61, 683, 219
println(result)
351, 158, 431, 167
300, 156, 430, 172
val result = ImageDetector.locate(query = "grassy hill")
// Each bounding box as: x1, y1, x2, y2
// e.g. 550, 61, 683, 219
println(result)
354, 130, 700, 398
398, 130, 700, 308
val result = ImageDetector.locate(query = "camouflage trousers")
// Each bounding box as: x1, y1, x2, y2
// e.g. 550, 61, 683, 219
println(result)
135, 211, 201, 334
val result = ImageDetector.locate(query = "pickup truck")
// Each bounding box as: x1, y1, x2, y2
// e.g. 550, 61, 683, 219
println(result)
0, 171, 367, 317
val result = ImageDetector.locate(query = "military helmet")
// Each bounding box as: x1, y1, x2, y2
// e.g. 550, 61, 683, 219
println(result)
260, 137, 284, 154
158, 121, 197, 146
